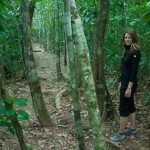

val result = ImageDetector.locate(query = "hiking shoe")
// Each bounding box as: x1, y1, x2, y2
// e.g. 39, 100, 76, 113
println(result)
109, 133, 126, 142
124, 128, 138, 135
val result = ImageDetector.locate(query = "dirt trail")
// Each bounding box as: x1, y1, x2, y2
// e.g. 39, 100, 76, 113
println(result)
32, 43, 68, 88
2, 43, 82, 150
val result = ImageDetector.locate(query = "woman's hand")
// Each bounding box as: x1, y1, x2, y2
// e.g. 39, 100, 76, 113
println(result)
125, 88, 131, 98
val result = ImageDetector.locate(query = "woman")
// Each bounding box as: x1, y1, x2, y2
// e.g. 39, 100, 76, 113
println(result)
110, 29, 141, 142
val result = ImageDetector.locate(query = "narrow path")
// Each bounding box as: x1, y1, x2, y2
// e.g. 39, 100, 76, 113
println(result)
3, 43, 83, 150
33, 43, 68, 89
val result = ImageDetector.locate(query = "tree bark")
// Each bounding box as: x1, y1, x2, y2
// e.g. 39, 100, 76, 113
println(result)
0, 55, 3, 98
70, 0, 106, 149
21, 0, 54, 127
55, 0, 63, 80
63, 0, 86, 149
93, 0, 114, 121
29, 1, 35, 27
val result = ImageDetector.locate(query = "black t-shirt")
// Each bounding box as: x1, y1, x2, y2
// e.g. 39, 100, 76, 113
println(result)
120, 49, 141, 85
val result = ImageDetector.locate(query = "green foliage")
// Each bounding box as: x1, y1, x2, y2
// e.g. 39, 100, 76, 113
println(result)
15, 98, 28, 107
0, 0, 6, 38
1, 46, 23, 78
32, 1, 57, 51
104, 0, 150, 81
74, 0, 150, 90
0, 0, 23, 78
144, 89, 150, 103
0, 15, 6, 38
27, 147, 33, 150
138, 54, 150, 79
30, 0, 41, 3
0, 96, 29, 134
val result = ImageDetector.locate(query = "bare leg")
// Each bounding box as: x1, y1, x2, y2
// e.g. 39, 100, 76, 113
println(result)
119, 116, 128, 133
129, 112, 136, 129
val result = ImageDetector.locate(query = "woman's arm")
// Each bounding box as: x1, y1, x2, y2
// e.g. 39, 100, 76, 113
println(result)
129, 50, 141, 83
127, 81, 134, 89
125, 50, 141, 98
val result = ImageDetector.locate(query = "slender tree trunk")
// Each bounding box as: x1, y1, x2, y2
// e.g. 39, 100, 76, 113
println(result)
63, 1, 68, 67
63, 0, 86, 149
55, 0, 63, 80
21, 0, 35, 68
21, 0, 54, 127
70, 0, 106, 149
0, 55, 5, 105
64, 31, 68, 66
52, 11, 55, 53
93, 0, 114, 122
38, 19, 41, 43
47, 24, 50, 51
0, 55, 27, 150
29, 1, 35, 27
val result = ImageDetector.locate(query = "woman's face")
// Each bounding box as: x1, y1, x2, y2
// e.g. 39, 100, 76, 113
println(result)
124, 33, 132, 46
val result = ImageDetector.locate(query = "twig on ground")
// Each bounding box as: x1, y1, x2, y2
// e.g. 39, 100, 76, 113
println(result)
55, 89, 66, 109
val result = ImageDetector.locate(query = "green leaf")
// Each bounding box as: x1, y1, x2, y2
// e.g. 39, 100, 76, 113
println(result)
0, 104, 6, 116
0, 15, 5, 24
17, 117, 26, 121
32, 0, 41, 3
0, 0, 5, 5
95, 147, 104, 150
7, 96, 17, 104
142, 11, 150, 23
0, 27, 6, 38
27, 147, 33, 150
7, 126, 15, 135
17, 110, 29, 120
6, 108, 16, 116
0, 116, 4, 122
15, 98, 28, 107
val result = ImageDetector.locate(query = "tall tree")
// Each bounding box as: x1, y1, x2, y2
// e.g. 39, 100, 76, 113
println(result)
21, 1, 35, 78
117, 0, 125, 54
29, 1, 35, 27
93, 0, 114, 121
55, 0, 63, 80
71, 0, 106, 149
21, 0, 53, 126
63, 0, 85, 149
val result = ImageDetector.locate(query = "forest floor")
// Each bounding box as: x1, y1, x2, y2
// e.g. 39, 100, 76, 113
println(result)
1, 43, 150, 150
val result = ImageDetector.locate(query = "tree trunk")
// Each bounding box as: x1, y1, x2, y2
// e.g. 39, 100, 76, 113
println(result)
55, 0, 63, 80
70, 0, 106, 149
21, 0, 54, 127
93, 0, 114, 122
0, 55, 3, 98
63, 0, 68, 67
64, 31, 68, 66
29, 1, 35, 27
63, 0, 86, 149
21, 0, 35, 73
